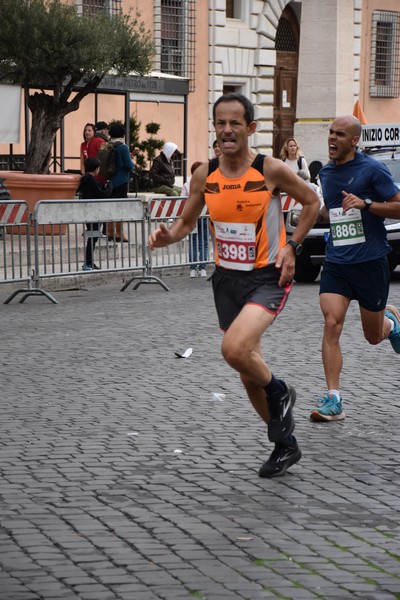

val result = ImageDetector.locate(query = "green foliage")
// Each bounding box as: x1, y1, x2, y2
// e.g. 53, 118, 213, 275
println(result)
146, 122, 161, 136
0, 0, 155, 173
0, 0, 154, 88
139, 122, 164, 170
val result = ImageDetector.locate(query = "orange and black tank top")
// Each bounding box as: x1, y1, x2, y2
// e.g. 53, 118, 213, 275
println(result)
204, 154, 286, 270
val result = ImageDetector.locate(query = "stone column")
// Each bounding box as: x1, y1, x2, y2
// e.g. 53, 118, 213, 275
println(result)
294, 0, 361, 164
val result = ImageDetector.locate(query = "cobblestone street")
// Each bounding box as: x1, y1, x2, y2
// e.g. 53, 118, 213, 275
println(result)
1, 271, 400, 600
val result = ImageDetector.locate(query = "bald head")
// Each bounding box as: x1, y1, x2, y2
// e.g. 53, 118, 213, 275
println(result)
328, 115, 362, 164
332, 115, 362, 138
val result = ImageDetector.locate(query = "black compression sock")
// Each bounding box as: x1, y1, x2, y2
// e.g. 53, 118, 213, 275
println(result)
264, 374, 286, 398
278, 434, 297, 448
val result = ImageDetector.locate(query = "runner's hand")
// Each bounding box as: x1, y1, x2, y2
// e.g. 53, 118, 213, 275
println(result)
148, 223, 173, 249
275, 245, 295, 287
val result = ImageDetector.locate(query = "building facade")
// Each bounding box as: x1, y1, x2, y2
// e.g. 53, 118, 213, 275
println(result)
209, 0, 400, 165
1, 0, 399, 175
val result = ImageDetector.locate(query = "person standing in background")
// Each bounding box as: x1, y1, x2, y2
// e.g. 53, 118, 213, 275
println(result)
77, 157, 112, 271
80, 123, 97, 174
280, 137, 310, 180
181, 161, 209, 278
107, 123, 135, 243
212, 139, 222, 158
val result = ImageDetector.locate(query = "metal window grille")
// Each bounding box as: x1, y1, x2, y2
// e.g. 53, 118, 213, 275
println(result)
75, 0, 122, 16
172, 150, 183, 177
370, 10, 400, 98
154, 0, 196, 92
275, 17, 297, 52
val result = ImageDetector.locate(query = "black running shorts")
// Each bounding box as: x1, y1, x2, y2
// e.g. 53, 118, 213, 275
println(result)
320, 256, 390, 312
211, 265, 292, 331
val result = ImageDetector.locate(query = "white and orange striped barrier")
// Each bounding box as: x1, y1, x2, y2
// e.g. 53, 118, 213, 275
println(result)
280, 193, 300, 212
0, 201, 29, 225
149, 196, 208, 220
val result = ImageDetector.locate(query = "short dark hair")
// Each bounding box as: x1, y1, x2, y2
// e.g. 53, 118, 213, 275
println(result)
109, 123, 125, 138
95, 121, 109, 131
84, 157, 100, 173
213, 93, 255, 125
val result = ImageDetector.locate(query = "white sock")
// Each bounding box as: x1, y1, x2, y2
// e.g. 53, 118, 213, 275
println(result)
388, 318, 395, 333
328, 389, 340, 401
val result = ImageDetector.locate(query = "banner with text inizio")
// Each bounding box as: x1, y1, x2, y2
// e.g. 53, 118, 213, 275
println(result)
361, 123, 400, 148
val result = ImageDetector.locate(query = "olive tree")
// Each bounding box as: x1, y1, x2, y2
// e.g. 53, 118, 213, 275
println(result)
0, 0, 154, 173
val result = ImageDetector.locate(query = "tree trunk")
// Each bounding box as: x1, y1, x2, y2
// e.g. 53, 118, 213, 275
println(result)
25, 92, 66, 174
25, 76, 102, 174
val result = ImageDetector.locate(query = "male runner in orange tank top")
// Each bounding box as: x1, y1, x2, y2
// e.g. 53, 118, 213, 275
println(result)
148, 94, 319, 477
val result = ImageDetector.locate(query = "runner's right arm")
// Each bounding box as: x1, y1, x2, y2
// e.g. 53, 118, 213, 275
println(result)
148, 162, 208, 249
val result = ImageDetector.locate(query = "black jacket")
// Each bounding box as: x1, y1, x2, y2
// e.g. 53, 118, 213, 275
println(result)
149, 153, 175, 187
77, 173, 112, 200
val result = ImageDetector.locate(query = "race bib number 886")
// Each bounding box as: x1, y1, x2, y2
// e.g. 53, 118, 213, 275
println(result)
329, 208, 365, 247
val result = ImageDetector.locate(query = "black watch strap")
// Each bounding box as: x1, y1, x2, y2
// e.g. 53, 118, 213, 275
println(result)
364, 198, 372, 210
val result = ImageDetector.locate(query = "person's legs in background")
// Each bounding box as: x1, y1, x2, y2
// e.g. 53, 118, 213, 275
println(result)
197, 217, 209, 277
189, 231, 199, 278
84, 222, 100, 270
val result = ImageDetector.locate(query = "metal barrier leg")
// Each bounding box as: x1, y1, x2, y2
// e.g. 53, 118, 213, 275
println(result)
4, 288, 59, 305
120, 273, 170, 292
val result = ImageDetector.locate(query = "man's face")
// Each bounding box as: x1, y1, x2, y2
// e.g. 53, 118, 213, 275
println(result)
328, 117, 359, 164
213, 101, 256, 157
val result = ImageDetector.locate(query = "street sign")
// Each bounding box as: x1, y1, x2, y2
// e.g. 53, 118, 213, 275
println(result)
361, 123, 400, 147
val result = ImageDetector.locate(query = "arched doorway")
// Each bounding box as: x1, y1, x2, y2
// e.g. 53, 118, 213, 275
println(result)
273, 5, 300, 158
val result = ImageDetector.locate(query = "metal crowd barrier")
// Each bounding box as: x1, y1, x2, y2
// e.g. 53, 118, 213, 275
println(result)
1, 195, 213, 304
123, 195, 212, 292
0, 201, 32, 301
5, 198, 146, 304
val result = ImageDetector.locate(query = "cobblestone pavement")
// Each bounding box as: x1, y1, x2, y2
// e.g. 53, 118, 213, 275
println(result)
1, 270, 400, 600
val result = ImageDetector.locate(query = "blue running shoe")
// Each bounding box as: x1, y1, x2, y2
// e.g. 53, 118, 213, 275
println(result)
385, 305, 400, 354
310, 394, 345, 422
82, 264, 93, 271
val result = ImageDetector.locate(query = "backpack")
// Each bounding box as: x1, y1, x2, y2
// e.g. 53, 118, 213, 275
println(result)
97, 141, 123, 179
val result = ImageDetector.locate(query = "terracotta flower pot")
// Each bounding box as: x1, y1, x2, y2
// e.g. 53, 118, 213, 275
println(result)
0, 171, 81, 234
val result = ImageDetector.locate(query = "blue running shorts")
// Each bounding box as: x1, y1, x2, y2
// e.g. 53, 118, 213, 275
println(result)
320, 257, 390, 312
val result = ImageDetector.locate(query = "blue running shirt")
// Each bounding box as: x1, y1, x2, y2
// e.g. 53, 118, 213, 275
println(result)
319, 151, 398, 264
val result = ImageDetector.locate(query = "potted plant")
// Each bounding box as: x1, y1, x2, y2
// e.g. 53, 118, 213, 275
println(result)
0, 0, 154, 218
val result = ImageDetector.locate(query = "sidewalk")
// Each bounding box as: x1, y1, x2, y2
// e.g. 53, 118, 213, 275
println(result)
1, 273, 400, 600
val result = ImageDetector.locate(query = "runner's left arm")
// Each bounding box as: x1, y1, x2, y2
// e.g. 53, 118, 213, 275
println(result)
264, 157, 320, 286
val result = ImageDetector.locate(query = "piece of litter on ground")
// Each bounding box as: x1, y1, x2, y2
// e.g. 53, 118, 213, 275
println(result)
174, 347, 193, 358
237, 537, 253, 541
126, 432, 139, 436
211, 392, 226, 401
173, 449, 183, 454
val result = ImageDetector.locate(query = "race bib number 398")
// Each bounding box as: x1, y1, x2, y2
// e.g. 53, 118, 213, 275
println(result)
329, 207, 365, 247
214, 221, 256, 270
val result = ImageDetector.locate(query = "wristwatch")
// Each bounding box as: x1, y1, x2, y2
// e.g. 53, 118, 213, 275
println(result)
286, 239, 303, 255
363, 198, 373, 211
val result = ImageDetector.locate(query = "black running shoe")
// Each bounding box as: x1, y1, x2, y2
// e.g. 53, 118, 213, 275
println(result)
258, 438, 302, 478
266, 384, 296, 443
